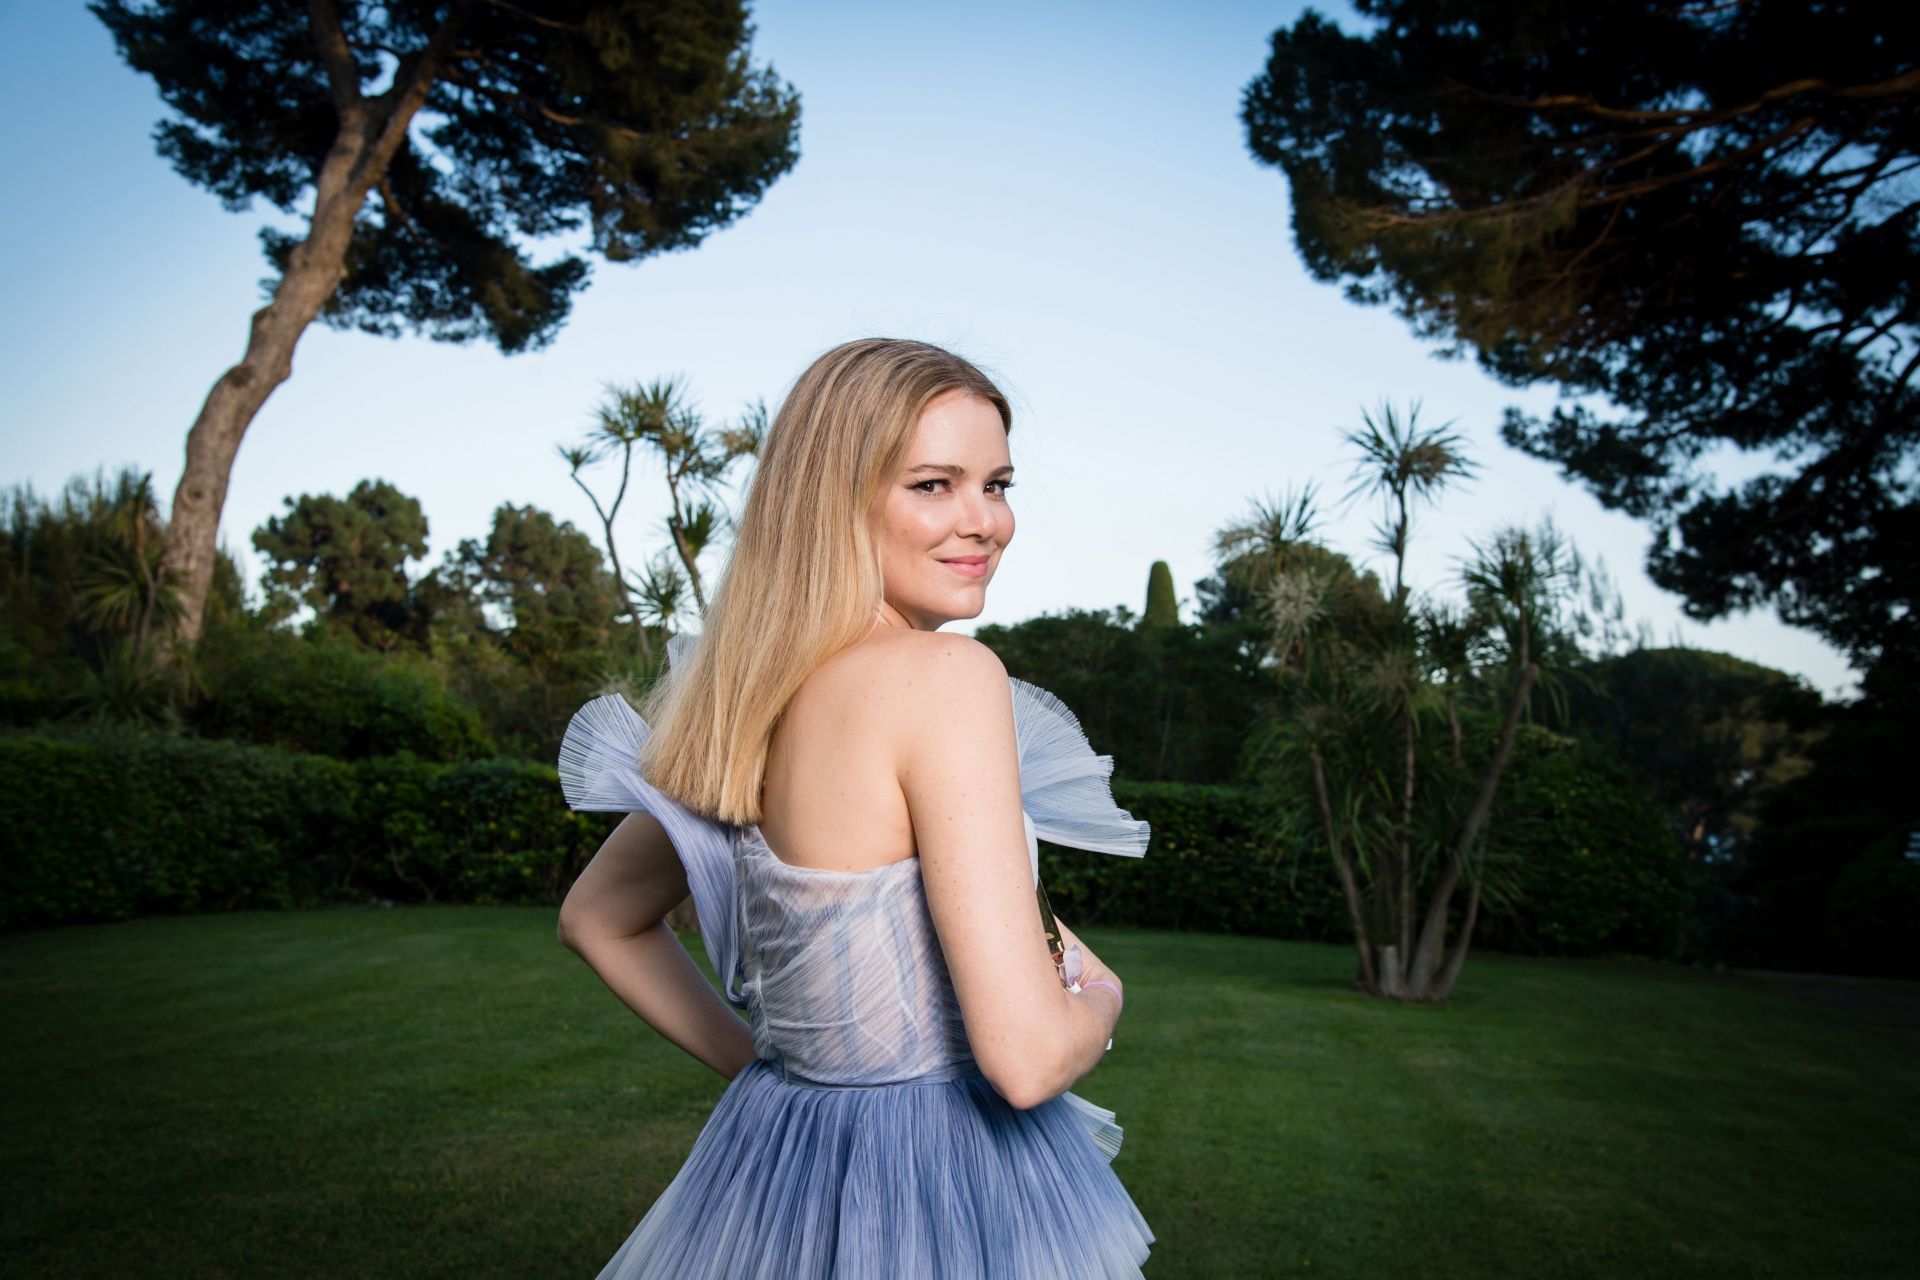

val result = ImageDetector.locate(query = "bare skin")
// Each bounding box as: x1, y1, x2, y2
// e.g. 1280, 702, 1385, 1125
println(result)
558, 389, 1124, 1107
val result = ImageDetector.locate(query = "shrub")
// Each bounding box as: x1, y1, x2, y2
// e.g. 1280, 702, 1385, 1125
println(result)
1824, 832, 1920, 979
0, 727, 602, 931
1471, 724, 1692, 958
1050, 732, 1690, 963
3, 723, 1689, 964
1042, 781, 1349, 940
190, 624, 496, 761
0, 729, 355, 928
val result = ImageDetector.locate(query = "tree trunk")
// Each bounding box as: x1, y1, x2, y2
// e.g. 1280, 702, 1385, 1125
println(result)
1407, 657, 1539, 995
1375, 943, 1407, 998
573, 445, 656, 666
1312, 744, 1377, 993
668, 511, 709, 615
1432, 873, 1482, 1000
156, 7, 454, 653
1398, 707, 1416, 964
134, 515, 160, 668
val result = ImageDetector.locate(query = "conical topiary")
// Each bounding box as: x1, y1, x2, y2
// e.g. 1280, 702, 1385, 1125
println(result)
1142, 560, 1178, 628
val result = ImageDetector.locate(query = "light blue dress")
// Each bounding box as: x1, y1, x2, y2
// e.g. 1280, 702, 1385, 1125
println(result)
557, 667, 1155, 1278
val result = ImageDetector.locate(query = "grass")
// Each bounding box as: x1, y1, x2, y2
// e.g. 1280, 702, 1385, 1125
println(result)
2, 906, 1914, 1278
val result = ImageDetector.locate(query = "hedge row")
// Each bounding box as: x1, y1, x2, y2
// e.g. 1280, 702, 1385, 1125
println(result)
1045, 782, 1350, 941
1070, 724, 1693, 960
2, 726, 1690, 961
0, 730, 606, 931
1472, 725, 1694, 959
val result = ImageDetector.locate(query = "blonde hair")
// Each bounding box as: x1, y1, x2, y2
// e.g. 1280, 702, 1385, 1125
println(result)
638, 338, 1012, 824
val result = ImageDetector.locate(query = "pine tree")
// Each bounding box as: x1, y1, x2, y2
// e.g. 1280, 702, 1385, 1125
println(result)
92, 0, 801, 650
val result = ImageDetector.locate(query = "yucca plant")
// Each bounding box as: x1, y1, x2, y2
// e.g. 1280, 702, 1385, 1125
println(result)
561, 377, 765, 655
1227, 402, 1574, 1001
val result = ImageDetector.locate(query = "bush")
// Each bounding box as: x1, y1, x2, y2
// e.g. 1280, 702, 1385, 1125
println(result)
1047, 730, 1690, 963
190, 623, 496, 761
1824, 832, 1920, 978
1042, 781, 1350, 940
978, 610, 1273, 785
0, 729, 355, 929
347, 753, 607, 906
1471, 724, 1692, 958
4, 723, 1690, 962
0, 727, 605, 931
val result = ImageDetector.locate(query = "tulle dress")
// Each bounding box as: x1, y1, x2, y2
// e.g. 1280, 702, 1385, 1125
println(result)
556, 653, 1156, 1279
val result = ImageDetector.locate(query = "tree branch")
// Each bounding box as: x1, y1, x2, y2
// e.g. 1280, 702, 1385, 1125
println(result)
306, 0, 364, 115
1439, 68, 1920, 125
476, 0, 588, 32
1311, 743, 1378, 992
352, 11, 465, 194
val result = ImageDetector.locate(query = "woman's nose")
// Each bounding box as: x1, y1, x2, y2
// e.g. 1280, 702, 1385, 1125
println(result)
954, 490, 996, 538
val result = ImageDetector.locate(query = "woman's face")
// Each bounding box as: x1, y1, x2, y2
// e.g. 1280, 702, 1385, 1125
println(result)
872, 389, 1015, 631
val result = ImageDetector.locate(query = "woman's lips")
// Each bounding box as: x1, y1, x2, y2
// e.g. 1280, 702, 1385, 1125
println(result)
939, 555, 989, 579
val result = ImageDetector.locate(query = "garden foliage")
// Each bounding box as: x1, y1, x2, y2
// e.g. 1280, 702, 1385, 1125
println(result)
3, 723, 1689, 962
0, 729, 599, 931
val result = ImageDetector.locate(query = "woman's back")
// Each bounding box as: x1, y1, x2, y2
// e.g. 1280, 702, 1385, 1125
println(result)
756, 626, 962, 874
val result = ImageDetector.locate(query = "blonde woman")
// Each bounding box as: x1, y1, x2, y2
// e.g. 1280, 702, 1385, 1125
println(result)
555, 338, 1155, 1277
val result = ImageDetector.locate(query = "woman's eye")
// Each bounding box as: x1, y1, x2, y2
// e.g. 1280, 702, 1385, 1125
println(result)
907, 478, 1015, 494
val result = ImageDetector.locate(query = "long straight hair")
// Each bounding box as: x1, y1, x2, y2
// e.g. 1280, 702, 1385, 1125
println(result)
638, 338, 1013, 824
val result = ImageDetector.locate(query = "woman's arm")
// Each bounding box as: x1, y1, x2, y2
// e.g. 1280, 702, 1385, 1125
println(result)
556, 811, 756, 1080
889, 635, 1123, 1110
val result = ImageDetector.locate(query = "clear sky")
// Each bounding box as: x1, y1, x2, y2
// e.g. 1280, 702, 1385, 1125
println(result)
0, 0, 1860, 699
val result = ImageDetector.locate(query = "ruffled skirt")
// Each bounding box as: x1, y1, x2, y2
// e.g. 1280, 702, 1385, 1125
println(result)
595, 1059, 1154, 1279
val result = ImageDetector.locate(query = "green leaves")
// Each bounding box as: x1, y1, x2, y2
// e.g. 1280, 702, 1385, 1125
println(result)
1242, 0, 1918, 666
629, 550, 690, 630
250, 479, 432, 651
568, 374, 762, 631
0, 467, 206, 721
95, 0, 802, 354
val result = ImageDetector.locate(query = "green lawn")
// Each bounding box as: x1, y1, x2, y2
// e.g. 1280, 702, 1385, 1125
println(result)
2, 906, 1913, 1278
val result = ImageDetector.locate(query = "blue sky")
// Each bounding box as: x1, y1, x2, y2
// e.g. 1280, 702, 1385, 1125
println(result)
0, 0, 1859, 698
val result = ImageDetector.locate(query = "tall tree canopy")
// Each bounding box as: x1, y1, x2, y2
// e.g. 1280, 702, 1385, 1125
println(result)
251, 478, 432, 650
1241, 1, 1917, 668
448, 502, 626, 744
93, 0, 801, 647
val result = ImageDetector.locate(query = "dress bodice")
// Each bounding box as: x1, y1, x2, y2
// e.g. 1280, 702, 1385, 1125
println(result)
734, 826, 974, 1086
556, 668, 1149, 1020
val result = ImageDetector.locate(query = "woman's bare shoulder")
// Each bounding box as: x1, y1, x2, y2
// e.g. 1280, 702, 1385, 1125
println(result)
811, 628, 1008, 702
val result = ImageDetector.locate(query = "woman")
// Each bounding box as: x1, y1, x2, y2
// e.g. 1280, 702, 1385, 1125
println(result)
555, 337, 1155, 1277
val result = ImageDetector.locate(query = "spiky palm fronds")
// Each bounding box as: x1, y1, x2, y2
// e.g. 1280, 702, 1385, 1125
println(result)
631, 552, 690, 632
1214, 482, 1322, 592
1338, 400, 1478, 604
1339, 399, 1477, 515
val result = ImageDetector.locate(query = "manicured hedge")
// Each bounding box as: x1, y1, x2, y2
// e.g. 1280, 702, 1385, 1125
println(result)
1, 731, 352, 928
3, 725, 1689, 962
1472, 725, 1693, 959
1043, 781, 1349, 941
1059, 729, 1688, 960
0, 728, 608, 931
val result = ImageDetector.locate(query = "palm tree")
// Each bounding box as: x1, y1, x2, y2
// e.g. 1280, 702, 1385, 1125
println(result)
561, 379, 765, 656
75, 471, 184, 671
1229, 402, 1571, 1001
